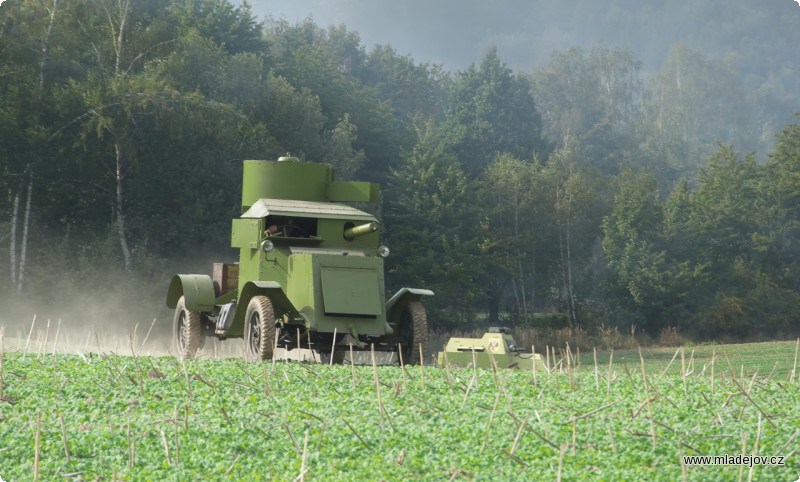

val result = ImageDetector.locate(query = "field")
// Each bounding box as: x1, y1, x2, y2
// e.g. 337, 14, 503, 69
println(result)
1, 333, 799, 481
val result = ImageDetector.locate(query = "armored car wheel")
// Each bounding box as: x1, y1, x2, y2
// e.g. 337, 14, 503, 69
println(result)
245, 295, 277, 361
173, 295, 202, 359
397, 301, 428, 365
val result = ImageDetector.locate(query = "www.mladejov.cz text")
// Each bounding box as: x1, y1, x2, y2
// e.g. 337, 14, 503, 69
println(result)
682, 454, 786, 467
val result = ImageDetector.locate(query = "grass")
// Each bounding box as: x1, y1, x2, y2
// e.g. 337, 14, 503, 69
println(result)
581, 339, 800, 380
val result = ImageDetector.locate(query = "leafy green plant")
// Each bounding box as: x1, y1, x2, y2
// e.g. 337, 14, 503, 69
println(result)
0, 340, 798, 480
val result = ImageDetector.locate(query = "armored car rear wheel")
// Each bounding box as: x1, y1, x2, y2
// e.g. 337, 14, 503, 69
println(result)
173, 296, 202, 359
397, 301, 428, 365
245, 295, 276, 361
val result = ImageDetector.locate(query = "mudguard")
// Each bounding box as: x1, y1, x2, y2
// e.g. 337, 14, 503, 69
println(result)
385, 288, 434, 324
166, 274, 216, 312
229, 281, 296, 333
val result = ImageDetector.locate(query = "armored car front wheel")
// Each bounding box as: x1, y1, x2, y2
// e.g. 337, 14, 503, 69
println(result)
173, 295, 202, 359
245, 295, 277, 361
397, 300, 428, 365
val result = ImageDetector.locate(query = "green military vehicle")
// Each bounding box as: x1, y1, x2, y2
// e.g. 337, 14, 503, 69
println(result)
436, 327, 546, 370
166, 157, 431, 363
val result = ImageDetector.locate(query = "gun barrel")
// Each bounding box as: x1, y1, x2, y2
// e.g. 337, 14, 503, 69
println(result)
344, 222, 379, 240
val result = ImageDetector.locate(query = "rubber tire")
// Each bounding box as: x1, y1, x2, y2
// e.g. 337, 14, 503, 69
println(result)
245, 295, 277, 361
397, 301, 428, 365
173, 295, 202, 359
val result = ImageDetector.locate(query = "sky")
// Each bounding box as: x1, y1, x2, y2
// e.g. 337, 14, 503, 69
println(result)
241, 0, 800, 80
243, 0, 538, 71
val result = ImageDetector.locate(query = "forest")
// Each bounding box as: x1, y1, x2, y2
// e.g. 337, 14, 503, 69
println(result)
0, 0, 798, 342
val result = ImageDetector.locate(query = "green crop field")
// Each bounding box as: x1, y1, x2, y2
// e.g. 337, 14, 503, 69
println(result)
1, 340, 799, 481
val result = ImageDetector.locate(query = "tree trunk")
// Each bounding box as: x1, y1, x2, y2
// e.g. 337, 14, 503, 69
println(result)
556, 185, 576, 328
487, 287, 501, 325
9, 187, 19, 286
517, 259, 528, 324
17, 168, 33, 296
39, 0, 59, 94
115, 142, 132, 269
105, 0, 130, 76
565, 199, 577, 328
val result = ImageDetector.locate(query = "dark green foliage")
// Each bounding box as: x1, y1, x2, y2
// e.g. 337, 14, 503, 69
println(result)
170, 0, 265, 54
384, 122, 482, 325
602, 136, 800, 338
0, 0, 798, 340
447, 48, 548, 175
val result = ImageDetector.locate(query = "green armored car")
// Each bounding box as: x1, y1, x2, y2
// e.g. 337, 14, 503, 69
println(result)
166, 157, 431, 363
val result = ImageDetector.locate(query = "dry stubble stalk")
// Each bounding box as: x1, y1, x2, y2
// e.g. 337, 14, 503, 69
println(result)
224, 453, 243, 477
59, 412, 70, 463
443, 347, 453, 391
607, 426, 618, 453
571, 418, 577, 455
419, 343, 425, 391
748, 414, 763, 482
680, 347, 687, 396
52, 319, 61, 356
397, 343, 407, 386
552, 346, 559, 394
639, 346, 657, 449
272, 328, 280, 371
711, 348, 716, 398
34, 410, 42, 482
40, 318, 50, 357
350, 344, 357, 386
329, 327, 337, 366
161, 429, 171, 466
174, 407, 180, 464
660, 347, 682, 379
479, 393, 501, 454
299, 429, 310, 482
127, 415, 135, 469
370, 344, 386, 424
263, 365, 272, 397
556, 443, 565, 482
22, 314, 36, 361
511, 416, 528, 455
739, 431, 749, 482
140, 318, 157, 350
470, 347, 478, 385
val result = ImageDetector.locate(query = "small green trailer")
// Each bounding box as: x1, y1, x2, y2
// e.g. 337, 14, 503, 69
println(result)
436, 327, 546, 370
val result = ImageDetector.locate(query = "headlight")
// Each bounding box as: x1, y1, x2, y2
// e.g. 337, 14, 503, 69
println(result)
261, 239, 275, 253
378, 245, 390, 258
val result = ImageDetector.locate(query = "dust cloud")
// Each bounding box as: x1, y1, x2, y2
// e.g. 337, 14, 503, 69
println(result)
1, 255, 199, 357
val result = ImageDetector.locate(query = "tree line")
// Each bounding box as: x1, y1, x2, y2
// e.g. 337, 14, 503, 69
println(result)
1, 0, 798, 339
